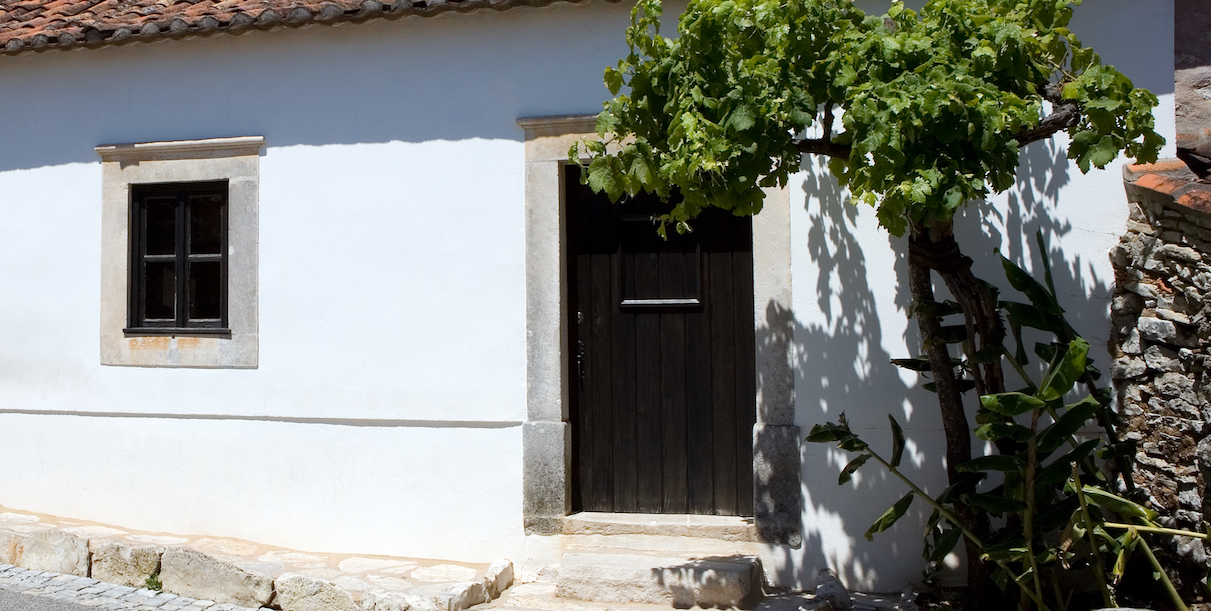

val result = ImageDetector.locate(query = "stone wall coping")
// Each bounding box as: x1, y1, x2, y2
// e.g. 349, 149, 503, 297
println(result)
1123, 159, 1211, 217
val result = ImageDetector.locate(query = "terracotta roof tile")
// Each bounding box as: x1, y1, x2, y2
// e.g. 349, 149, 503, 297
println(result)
1177, 189, 1211, 215
1123, 158, 1211, 221
0, 0, 614, 54
1134, 173, 1188, 195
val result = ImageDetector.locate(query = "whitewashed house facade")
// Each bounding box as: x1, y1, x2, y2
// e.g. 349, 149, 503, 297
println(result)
0, 0, 1176, 592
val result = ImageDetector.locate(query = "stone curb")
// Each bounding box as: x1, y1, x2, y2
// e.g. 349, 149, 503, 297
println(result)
0, 526, 513, 611
0, 562, 266, 611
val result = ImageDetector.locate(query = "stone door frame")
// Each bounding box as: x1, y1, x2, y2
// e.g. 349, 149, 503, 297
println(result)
517, 115, 802, 546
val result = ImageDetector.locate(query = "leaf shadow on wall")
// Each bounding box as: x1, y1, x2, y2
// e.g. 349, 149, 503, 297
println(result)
765, 135, 1120, 591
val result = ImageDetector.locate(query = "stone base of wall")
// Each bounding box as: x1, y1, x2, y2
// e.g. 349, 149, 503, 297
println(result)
0, 526, 513, 611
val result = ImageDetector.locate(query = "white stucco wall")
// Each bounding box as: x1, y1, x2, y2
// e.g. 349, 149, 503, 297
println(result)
0, 0, 1178, 591
0, 0, 644, 561
786, 0, 1176, 592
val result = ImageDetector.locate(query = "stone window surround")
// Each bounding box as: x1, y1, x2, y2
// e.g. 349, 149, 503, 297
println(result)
97, 136, 262, 369
517, 115, 802, 546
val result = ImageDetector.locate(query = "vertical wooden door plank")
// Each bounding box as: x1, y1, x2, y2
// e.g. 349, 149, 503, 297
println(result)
709, 220, 739, 516
632, 225, 665, 512
586, 193, 615, 511
659, 246, 689, 514
685, 233, 715, 514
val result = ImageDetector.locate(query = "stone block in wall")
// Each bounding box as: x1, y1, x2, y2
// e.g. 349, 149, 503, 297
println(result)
90, 541, 163, 588
1179, 487, 1202, 510
1115, 292, 1147, 315
1121, 329, 1143, 355
1145, 344, 1183, 372
1159, 309, 1194, 325
1126, 219, 1156, 235
0, 530, 26, 566
483, 559, 513, 600
437, 580, 489, 611
1139, 317, 1198, 347
1125, 282, 1159, 300
361, 590, 436, 611
21, 531, 89, 576
273, 573, 357, 611
1161, 230, 1186, 243
1162, 243, 1203, 263
160, 547, 273, 608
1145, 256, 1173, 274
1112, 356, 1146, 380
1156, 372, 1199, 404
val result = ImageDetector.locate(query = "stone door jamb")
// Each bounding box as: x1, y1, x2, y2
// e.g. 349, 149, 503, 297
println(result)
517, 115, 801, 546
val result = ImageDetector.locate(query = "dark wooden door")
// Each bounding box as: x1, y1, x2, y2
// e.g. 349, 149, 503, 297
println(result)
566, 165, 756, 516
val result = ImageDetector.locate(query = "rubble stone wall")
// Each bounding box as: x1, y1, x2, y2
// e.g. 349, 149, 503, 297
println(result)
1110, 185, 1211, 567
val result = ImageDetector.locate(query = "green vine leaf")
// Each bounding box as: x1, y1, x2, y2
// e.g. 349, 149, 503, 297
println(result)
573, 0, 1163, 235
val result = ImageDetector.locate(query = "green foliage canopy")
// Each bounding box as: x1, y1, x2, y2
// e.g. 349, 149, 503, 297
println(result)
573, 0, 1164, 236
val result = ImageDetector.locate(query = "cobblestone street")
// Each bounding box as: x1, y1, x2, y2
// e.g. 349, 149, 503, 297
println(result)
0, 564, 265, 611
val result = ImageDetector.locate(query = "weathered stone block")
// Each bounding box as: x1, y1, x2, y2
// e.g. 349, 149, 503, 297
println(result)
0, 529, 25, 566
1126, 282, 1159, 299
1144, 257, 1172, 274
1158, 308, 1193, 325
814, 568, 853, 610
1113, 292, 1146, 315
1112, 356, 1146, 380
557, 553, 764, 609
483, 559, 513, 600
1120, 328, 1143, 355
21, 531, 89, 576
1145, 345, 1183, 372
90, 542, 163, 588
160, 548, 273, 608
1176, 534, 1207, 566
1196, 271, 1211, 293
1179, 488, 1202, 509
1156, 372, 1198, 402
1161, 229, 1186, 243
522, 421, 570, 535
1162, 243, 1203, 263
273, 573, 356, 611
1126, 219, 1157, 236
361, 589, 434, 611
1139, 316, 1179, 343
438, 580, 488, 611
1111, 243, 1131, 267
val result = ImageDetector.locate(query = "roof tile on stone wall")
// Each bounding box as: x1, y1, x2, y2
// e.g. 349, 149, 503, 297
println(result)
0, 0, 617, 55
1124, 160, 1211, 220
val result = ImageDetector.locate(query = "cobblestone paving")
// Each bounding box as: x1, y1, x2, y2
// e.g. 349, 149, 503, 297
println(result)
0, 564, 267, 611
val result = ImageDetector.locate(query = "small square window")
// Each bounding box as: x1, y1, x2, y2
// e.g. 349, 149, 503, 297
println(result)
126, 181, 229, 333
98, 136, 261, 368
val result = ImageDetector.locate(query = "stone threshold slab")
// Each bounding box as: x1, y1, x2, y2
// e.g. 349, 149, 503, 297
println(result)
560, 512, 758, 542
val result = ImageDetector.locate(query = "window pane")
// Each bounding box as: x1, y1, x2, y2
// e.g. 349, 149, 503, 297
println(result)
145, 197, 177, 256
144, 262, 175, 320
189, 261, 221, 320
190, 195, 223, 255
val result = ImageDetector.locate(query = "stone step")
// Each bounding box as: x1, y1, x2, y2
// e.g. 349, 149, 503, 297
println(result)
555, 552, 765, 609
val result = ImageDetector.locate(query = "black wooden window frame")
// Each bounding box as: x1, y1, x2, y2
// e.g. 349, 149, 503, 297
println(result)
125, 180, 230, 335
